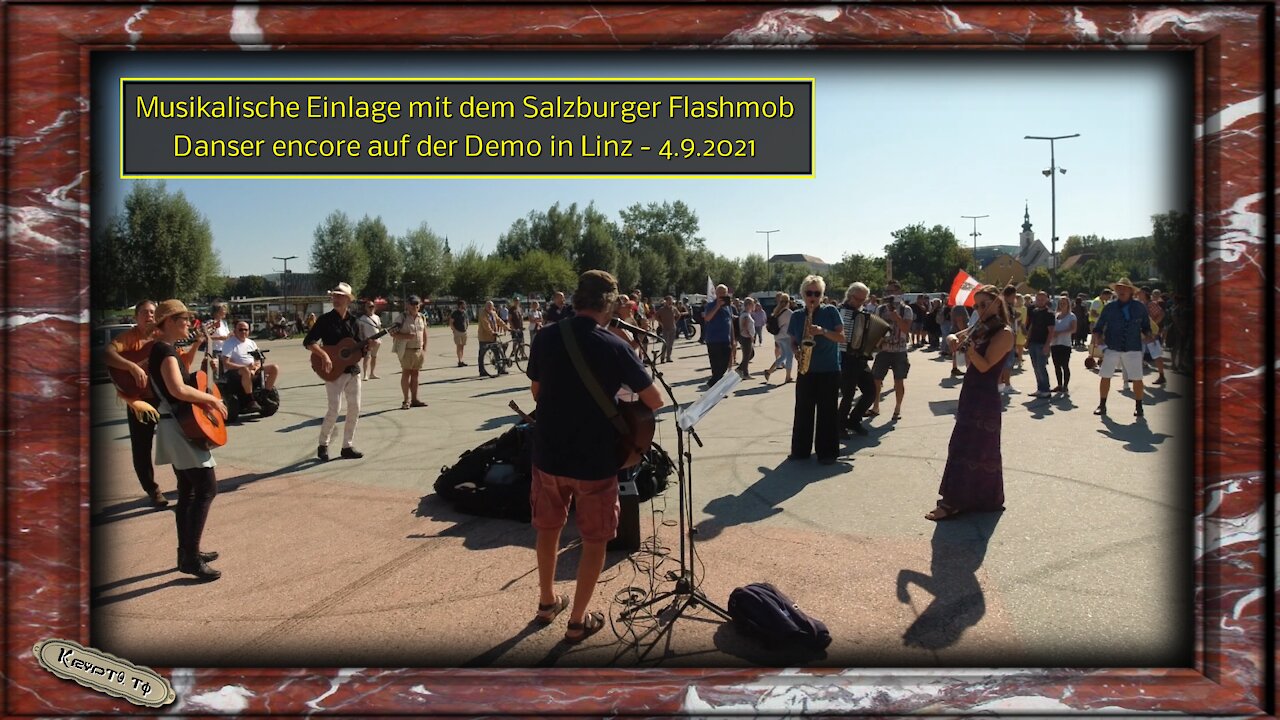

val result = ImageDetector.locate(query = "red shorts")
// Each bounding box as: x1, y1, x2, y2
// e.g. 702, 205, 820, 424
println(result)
529, 466, 620, 543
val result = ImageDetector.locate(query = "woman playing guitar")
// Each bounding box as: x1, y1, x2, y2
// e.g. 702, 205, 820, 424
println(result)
149, 299, 228, 581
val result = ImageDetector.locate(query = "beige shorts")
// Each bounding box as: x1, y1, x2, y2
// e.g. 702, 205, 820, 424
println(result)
1099, 349, 1143, 379
398, 347, 424, 371
452, 329, 467, 346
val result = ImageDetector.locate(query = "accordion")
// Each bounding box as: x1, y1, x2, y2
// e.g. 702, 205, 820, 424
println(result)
840, 307, 892, 357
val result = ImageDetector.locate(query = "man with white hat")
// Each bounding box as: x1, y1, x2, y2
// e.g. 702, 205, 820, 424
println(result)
303, 282, 365, 460
1091, 277, 1153, 419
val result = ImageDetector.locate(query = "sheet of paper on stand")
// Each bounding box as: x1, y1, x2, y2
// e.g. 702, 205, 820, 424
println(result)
677, 371, 742, 431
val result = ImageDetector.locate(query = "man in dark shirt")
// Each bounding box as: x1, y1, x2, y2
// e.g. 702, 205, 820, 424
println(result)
1025, 290, 1056, 398
449, 300, 469, 368
541, 291, 575, 327
525, 270, 662, 643
303, 282, 365, 461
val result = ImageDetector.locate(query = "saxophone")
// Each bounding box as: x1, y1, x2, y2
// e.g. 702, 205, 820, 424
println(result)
797, 308, 816, 375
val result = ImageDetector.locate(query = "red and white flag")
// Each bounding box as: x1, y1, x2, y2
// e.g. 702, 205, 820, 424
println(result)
948, 269, 981, 307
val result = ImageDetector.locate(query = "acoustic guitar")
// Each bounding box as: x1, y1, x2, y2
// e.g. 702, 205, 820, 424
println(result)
172, 329, 227, 449
616, 401, 656, 470
310, 324, 396, 382
108, 326, 208, 401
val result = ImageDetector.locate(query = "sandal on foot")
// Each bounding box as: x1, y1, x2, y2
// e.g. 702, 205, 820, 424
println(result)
535, 594, 569, 625
401, 401, 410, 410
925, 504, 960, 522
410, 399, 427, 407
563, 611, 605, 644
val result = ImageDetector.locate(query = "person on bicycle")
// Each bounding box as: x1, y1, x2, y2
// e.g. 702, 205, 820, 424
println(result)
508, 298, 526, 349
478, 299, 509, 378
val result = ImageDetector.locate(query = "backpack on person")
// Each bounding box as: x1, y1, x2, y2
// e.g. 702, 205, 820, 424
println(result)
766, 312, 781, 335
727, 582, 831, 652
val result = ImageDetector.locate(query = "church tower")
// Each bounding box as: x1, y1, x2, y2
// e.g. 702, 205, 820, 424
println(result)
1019, 202, 1035, 252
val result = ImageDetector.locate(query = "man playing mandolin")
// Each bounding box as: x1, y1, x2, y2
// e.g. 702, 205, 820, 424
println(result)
524, 270, 663, 644
303, 282, 365, 461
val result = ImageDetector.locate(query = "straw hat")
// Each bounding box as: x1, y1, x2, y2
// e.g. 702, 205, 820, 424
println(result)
327, 282, 355, 299
1110, 277, 1139, 292
153, 299, 193, 325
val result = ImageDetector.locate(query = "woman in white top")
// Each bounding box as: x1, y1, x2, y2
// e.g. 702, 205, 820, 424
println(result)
358, 300, 383, 380
736, 297, 757, 379
392, 296, 428, 408
1050, 294, 1077, 395
529, 300, 544, 333
763, 293, 795, 384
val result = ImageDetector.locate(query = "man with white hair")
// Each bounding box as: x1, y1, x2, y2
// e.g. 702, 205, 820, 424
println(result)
837, 282, 876, 436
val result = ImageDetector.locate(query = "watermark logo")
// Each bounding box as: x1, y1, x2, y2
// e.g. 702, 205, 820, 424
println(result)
32, 639, 175, 707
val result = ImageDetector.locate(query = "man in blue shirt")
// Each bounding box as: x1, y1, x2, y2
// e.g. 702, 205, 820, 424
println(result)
701, 283, 735, 388
788, 275, 846, 464
525, 270, 663, 644
1091, 277, 1153, 418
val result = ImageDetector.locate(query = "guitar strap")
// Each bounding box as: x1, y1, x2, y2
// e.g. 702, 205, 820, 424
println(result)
558, 318, 629, 437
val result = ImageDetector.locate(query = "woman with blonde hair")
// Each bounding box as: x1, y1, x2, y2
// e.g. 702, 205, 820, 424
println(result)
391, 296, 428, 408
763, 292, 795, 384
928, 285, 1012, 521
1050, 294, 1076, 395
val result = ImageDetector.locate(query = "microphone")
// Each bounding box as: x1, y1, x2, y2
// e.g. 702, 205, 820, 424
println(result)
609, 316, 664, 341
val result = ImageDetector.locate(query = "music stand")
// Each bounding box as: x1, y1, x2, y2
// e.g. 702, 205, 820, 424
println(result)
619, 355, 740, 659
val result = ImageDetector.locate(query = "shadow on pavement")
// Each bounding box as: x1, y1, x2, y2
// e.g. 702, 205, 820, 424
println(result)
928, 399, 960, 416
1097, 415, 1172, 452
459, 621, 550, 667
472, 386, 527, 399
478, 414, 522, 431
895, 509, 1003, 651
696, 460, 852, 542
711, 621, 828, 667
93, 570, 212, 606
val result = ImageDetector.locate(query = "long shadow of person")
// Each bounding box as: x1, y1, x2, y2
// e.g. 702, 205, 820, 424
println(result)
1096, 415, 1172, 453
896, 510, 1002, 651
697, 460, 852, 542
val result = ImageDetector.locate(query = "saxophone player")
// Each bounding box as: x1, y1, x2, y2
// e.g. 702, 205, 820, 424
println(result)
787, 275, 845, 465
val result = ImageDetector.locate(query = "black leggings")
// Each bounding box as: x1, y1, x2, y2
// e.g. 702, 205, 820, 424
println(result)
175, 467, 218, 557
1051, 345, 1072, 389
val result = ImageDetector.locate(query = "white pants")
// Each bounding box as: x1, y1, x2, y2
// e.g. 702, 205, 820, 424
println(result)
1100, 349, 1143, 380
319, 372, 361, 449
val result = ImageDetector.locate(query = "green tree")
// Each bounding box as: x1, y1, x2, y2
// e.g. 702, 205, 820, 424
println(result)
613, 252, 640, 294
400, 223, 452, 298
675, 247, 716, 296
617, 200, 702, 255
95, 182, 221, 306
777, 263, 813, 297
1055, 268, 1087, 298
883, 223, 967, 293
1151, 210, 1192, 294
504, 250, 576, 297
636, 249, 670, 296
575, 220, 617, 275
448, 246, 495, 301
310, 211, 368, 295
230, 275, 269, 298
355, 215, 401, 298
829, 253, 886, 293
496, 202, 584, 260
738, 254, 770, 295
1027, 267, 1052, 291
709, 255, 742, 295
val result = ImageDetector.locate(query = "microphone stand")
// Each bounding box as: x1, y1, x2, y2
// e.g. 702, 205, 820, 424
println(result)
613, 324, 731, 661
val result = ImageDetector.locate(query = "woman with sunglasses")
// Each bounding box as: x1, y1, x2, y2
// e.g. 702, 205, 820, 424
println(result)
392, 295, 428, 408
149, 299, 229, 579
928, 285, 1013, 521
787, 276, 845, 465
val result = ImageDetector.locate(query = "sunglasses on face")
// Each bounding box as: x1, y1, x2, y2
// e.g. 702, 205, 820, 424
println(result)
804, 291, 822, 298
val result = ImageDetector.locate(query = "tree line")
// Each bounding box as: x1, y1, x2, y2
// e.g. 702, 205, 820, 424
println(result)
93, 182, 1191, 310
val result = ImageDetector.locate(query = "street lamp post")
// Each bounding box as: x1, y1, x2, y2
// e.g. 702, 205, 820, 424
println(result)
1024, 133, 1079, 290
961, 214, 989, 263
757, 229, 779, 288
273, 255, 298, 326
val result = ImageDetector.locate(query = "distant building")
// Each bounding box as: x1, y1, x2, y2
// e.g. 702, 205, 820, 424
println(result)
973, 245, 1022, 269
1014, 204, 1053, 274
264, 271, 324, 297
769, 253, 831, 275
976, 204, 1053, 286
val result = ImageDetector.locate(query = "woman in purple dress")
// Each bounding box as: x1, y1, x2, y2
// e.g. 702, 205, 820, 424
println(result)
927, 285, 1014, 521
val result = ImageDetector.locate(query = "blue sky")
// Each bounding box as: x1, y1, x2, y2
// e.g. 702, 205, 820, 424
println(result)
99, 52, 1187, 277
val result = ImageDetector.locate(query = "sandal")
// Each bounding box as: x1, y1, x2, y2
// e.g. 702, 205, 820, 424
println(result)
535, 594, 569, 625
410, 399, 427, 407
563, 611, 605, 644
866, 409, 879, 417
925, 504, 961, 522
401, 401, 410, 410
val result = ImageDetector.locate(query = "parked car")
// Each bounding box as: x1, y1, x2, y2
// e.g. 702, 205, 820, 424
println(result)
91, 323, 134, 383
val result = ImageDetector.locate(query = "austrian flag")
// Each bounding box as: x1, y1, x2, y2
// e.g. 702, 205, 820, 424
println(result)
948, 270, 981, 307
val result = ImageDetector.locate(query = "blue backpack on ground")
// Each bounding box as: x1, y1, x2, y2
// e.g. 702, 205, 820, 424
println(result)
727, 582, 832, 651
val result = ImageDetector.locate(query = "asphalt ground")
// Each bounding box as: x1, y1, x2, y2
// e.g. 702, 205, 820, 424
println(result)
89, 326, 1191, 668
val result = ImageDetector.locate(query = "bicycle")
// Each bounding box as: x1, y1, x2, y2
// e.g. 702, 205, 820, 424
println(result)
481, 335, 530, 375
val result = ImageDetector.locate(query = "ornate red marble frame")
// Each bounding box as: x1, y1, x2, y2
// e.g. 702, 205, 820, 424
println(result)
2, 3, 1272, 716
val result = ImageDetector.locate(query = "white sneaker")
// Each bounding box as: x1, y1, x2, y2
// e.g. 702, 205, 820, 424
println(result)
1000, 384, 1016, 394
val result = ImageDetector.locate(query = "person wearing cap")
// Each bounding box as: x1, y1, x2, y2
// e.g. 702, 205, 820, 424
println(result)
104, 299, 203, 508
391, 295, 428, 409
477, 299, 510, 377
357, 299, 384, 381
149, 299, 228, 580
1091, 277, 1153, 418
303, 282, 365, 461
525, 270, 663, 644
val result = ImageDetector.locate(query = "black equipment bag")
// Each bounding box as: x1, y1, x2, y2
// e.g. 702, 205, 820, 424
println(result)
632, 442, 674, 502
766, 313, 781, 335
727, 582, 831, 651
433, 424, 533, 521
